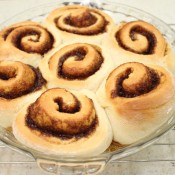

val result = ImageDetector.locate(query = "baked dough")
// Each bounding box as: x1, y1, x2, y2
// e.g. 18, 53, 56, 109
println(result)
0, 61, 46, 128
13, 88, 113, 157
0, 21, 60, 67
103, 20, 175, 72
96, 62, 175, 144
43, 5, 114, 44
39, 42, 114, 91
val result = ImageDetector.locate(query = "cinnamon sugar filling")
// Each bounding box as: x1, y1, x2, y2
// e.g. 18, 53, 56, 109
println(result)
116, 26, 157, 54
0, 66, 46, 99
25, 89, 98, 140
3, 26, 54, 55
64, 11, 97, 28
55, 10, 109, 35
26, 112, 98, 140
108, 64, 160, 98
56, 46, 104, 80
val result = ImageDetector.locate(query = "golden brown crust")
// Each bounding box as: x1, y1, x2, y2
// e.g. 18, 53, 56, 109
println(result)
96, 62, 175, 144
105, 62, 175, 110
0, 61, 46, 128
0, 61, 36, 98
43, 5, 114, 43
53, 6, 108, 35
102, 20, 171, 69
0, 61, 46, 99
0, 21, 58, 67
39, 42, 114, 91
13, 89, 113, 156
26, 88, 96, 136
49, 43, 103, 80
115, 20, 166, 56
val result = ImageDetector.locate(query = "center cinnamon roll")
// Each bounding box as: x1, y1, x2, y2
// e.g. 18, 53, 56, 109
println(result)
53, 44, 103, 80
13, 88, 113, 156
39, 43, 113, 91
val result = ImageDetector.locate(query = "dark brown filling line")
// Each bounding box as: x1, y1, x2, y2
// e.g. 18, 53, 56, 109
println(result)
54, 96, 80, 113
111, 67, 160, 98
57, 47, 104, 80
0, 66, 46, 99
54, 10, 109, 35
0, 70, 16, 80
116, 25, 157, 54
64, 11, 97, 28
2, 28, 14, 40
3, 26, 54, 55
25, 108, 98, 140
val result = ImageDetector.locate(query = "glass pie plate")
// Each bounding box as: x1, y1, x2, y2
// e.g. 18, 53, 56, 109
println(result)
0, 0, 175, 174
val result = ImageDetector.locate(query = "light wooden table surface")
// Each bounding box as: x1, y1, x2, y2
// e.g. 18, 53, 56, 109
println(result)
0, 0, 175, 175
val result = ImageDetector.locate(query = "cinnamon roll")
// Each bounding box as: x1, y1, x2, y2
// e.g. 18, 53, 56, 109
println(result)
0, 61, 46, 128
13, 88, 113, 156
39, 42, 114, 91
43, 5, 114, 44
0, 21, 59, 67
103, 20, 175, 71
96, 62, 175, 144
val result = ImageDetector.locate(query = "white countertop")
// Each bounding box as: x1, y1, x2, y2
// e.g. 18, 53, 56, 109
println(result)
0, 0, 175, 175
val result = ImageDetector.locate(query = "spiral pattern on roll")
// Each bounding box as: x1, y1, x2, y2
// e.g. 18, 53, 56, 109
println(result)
0, 61, 46, 99
1, 21, 54, 55
115, 20, 166, 56
107, 62, 160, 98
105, 62, 175, 109
25, 88, 98, 138
49, 43, 104, 80
49, 5, 109, 35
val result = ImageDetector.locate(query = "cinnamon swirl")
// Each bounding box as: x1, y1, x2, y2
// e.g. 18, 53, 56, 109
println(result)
13, 88, 113, 156
39, 42, 114, 91
0, 61, 46, 128
96, 62, 175, 144
43, 5, 114, 44
103, 20, 175, 71
0, 21, 59, 67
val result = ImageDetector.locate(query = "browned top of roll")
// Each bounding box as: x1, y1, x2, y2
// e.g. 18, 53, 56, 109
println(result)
108, 63, 160, 98
0, 21, 54, 55
105, 62, 175, 109
115, 20, 166, 56
46, 5, 112, 35
0, 61, 46, 99
25, 88, 98, 139
49, 43, 104, 80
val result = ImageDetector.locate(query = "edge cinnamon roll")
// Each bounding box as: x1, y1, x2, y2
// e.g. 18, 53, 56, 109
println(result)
103, 20, 175, 71
13, 88, 113, 156
43, 5, 114, 44
0, 61, 46, 128
0, 21, 59, 67
96, 62, 175, 144
39, 42, 114, 91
